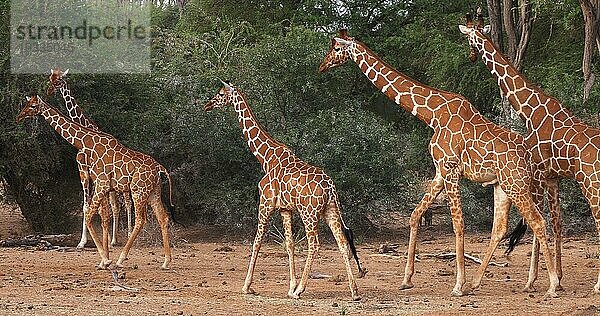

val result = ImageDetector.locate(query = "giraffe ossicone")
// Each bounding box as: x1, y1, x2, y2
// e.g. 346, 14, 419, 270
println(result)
320, 29, 560, 298
204, 81, 364, 300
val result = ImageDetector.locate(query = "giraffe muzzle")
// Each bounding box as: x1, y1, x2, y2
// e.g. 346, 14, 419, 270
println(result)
318, 61, 330, 73
15, 112, 26, 124
203, 100, 215, 112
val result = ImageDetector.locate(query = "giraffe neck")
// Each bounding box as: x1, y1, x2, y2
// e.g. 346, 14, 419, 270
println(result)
38, 100, 94, 150
473, 32, 575, 127
349, 41, 450, 127
231, 91, 287, 172
59, 84, 98, 131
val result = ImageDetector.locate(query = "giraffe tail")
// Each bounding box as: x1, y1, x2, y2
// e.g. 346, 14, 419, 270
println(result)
342, 222, 367, 278
503, 217, 527, 255
158, 165, 174, 207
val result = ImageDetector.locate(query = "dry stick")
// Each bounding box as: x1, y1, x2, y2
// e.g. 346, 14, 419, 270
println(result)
110, 270, 140, 292
369, 252, 508, 267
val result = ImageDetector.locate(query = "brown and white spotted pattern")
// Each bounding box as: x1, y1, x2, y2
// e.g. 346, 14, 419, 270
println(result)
204, 82, 362, 300
461, 14, 600, 293
47, 68, 133, 249
16, 95, 173, 270
319, 30, 560, 297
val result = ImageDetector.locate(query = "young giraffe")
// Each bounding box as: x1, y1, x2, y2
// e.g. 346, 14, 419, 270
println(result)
16, 95, 173, 270
47, 68, 133, 249
204, 81, 364, 300
319, 30, 560, 297
461, 12, 600, 292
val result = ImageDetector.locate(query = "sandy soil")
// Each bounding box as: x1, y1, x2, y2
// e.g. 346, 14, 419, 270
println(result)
1, 227, 600, 316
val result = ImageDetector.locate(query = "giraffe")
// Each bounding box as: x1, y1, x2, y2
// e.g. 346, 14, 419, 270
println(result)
460, 11, 600, 293
319, 30, 560, 297
204, 81, 364, 300
16, 95, 173, 270
47, 68, 133, 249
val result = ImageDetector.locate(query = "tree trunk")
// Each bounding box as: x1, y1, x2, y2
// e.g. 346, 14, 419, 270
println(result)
488, 0, 533, 124
579, 0, 599, 102
486, 0, 503, 48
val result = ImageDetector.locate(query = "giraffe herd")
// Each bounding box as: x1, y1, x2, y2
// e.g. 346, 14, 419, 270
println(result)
12, 11, 600, 301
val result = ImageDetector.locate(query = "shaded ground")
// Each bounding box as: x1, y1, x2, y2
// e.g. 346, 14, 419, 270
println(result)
1, 225, 600, 315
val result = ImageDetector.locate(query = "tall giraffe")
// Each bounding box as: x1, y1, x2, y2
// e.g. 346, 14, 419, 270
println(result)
47, 68, 133, 248
204, 81, 364, 300
460, 12, 600, 293
16, 95, 173, 270
319, 30, 560, 297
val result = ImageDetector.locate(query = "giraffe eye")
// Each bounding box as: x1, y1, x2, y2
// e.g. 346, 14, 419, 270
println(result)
334, 46, 341, 52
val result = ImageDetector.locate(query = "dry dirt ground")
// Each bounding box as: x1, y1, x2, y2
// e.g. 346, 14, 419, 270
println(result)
2, 227, 600, 316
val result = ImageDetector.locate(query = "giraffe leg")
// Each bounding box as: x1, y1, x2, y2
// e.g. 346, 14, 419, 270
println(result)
280, 210, 298, 298
123, 192, 133, 237
100, 197, 111, 260
148, 188, 172, 270
85, 192, 112, 269
400, 174, 444, 290
116, 197, 148, 268
109, 191, 119, 247
524, 168, 546, 292
443, 171, 467, 297
469, 184, 510, 291
524, 236, 540, 292
577, 182, 600, 293
324, 204, 360, 301
242, 202, 274, 295
76, 152, 91, 249
511, 193, 559, 298
547, 179, 563, 289
292, 211, 320, 299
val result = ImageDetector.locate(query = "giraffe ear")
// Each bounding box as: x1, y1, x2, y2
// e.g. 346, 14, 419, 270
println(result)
458, 25, 470, 34
223, 81, 234, 92
482, 25, 491, 34
334, 37, 352, 46
26, 96, 31, 102
62, 68, 69, 76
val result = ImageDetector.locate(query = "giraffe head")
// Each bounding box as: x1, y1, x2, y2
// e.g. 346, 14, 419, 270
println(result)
47, 68, 69, 96
16, 95, 45, 123
458, 8, 490, 62
318, 29, 355, 73
204, 80, 236, 111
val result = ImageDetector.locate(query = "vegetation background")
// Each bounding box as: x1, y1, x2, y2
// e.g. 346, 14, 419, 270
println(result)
0, 0, 598, 239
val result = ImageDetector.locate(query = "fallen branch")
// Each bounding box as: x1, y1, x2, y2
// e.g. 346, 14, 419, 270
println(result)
419, 252, 508, 267
110, 270, 140, 292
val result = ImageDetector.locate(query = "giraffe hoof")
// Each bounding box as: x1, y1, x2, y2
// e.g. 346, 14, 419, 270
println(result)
242, 287, 256, 295
160, 264, 170, 270
450, 289, 465, 297
542, 291, 558, 300
352, 295, 361, 301
76, 242, 86, 249
288, 292, 300, 299
399, 283, 414, 291
556, 284, 564, 292
97, 260, 113, 270
461, 283, 474, 295
523, 285, 536, 293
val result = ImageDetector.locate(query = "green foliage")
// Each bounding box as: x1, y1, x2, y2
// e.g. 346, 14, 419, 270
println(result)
0, 0, 598, 237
